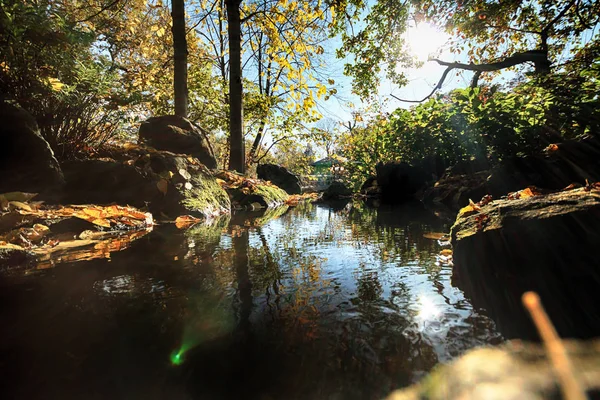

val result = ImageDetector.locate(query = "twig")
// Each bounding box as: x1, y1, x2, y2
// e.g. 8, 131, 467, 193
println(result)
522, 291, 586, 400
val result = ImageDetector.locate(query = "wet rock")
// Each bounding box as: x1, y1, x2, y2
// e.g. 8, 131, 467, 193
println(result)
376, 162, 428, 203
0, 100, 64, 195
61, 150, 230, 218
386, 339, 600, 400
322, 181, 352, 200
450, 187, 600, 340
0, 246, 35, 270
138, 115, 217, 169
256, 164, 302, 195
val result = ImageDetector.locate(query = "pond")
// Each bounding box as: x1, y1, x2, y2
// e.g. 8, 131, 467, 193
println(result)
0, 201, 503, 399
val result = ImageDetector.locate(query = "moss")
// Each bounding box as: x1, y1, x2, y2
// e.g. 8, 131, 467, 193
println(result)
181, 170, 231, 218
251, 183, 289, 207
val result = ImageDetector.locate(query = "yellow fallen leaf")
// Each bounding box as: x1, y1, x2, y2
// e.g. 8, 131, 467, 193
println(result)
439, 249, 453, 256
458, 203, 479, 216
91, 218, 112, 228
83, 207, 105, 219
0, 242, 25, 251
423, 232, 447, 240
9, 201, 32, 211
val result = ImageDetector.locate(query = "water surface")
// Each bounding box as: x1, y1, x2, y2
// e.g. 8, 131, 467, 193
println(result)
0, 202, 502, 399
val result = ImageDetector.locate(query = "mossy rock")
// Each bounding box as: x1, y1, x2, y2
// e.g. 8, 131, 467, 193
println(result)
62, 149, 230, 219
145, 152, 230, 218
226, 182, 289, 209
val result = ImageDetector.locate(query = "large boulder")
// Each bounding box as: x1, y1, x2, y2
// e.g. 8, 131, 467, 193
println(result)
0, 100, 64, 194
321, 181, 352, 200
386, 339, 600, 400
256, 164, 302, 195
62, 149, 230, 219
450, 187, 600, 340
138, 115, 217, 169
376, 162, 428, 203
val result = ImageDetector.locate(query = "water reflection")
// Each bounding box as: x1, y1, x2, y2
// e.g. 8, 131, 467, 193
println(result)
0, 202, 502, 399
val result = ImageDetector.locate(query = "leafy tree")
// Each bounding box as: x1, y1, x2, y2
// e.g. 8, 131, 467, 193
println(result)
193, 0, 338, 173
397, 0, 600, 101
0, 0, 124, 157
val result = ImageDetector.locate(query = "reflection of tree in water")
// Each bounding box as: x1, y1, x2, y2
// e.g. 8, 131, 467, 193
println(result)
175, 202, 500, 399
355, 265, 383, 303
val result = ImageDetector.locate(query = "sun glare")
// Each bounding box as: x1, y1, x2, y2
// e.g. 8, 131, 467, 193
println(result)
416, 295, 441, 321
405, 22, 448, 63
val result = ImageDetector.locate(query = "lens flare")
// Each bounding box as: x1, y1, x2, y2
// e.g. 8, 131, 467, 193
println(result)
170, 349, 185, 366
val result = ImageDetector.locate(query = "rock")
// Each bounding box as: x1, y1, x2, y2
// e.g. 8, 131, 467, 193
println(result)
0, 100, 64, 195
0, 246, 35, 271
386, 339, 600, 400
228, 182, 289, 209
360, 176, 380, 196
424, 136, 600, 210
138, 115, 217, 169
257, 164, 302, 195
450, 187, 600, 340
61, 150, 230, 219
376, 162, 428, 203
322, 181, 352, 200
422, 170, 490, 210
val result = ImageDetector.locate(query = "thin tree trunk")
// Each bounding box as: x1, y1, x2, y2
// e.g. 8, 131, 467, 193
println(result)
247, 118, 266, 165
226, 0, 245, 173
172, 0, 188, 118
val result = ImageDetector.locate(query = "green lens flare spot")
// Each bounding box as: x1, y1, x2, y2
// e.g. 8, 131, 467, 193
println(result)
170, 349, 185, 366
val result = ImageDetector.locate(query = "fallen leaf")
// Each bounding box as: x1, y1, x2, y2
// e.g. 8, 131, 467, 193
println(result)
459, 200, 480, 216
157, 179, 168, 195
423, 232, 447, 240
439, 249, 453, 256
175, 215, 202, 229
91, 218, 112, 228
0, 242, 25, 251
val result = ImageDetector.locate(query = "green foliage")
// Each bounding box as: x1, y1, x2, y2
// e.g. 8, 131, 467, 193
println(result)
340, 73, 600, 187
332, 0, 414, 99
0, 0, 125, 158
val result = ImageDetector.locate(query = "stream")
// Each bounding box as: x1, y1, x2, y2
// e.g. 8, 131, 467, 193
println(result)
0, 201, 504, 399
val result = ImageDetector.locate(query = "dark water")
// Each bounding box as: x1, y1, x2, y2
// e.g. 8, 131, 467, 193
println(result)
0, 202, 503, 400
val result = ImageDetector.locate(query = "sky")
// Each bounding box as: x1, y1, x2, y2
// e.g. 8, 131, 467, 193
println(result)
314, 21, 470, 123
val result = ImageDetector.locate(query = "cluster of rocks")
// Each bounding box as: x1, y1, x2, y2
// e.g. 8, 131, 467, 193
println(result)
0, 100, 292, 220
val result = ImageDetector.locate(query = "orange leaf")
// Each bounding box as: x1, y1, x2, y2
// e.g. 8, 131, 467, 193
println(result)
175, 215, 202, 229
91, 218, 112, 228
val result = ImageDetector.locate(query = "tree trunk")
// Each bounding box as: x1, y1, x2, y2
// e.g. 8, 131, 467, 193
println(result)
172, 0, 188, 118
247, 118, 266, 166
226, 0, 245, 173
